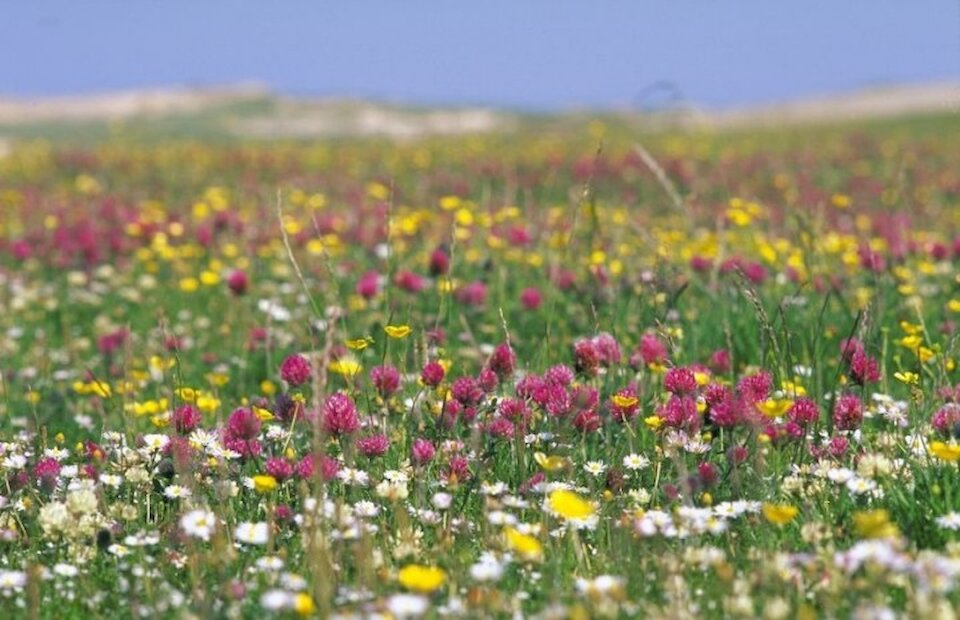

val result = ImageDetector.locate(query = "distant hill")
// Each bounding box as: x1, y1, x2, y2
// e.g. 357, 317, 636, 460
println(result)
0, 81, 957, 143
0, 83, 271, 124
707, 81, 960, 128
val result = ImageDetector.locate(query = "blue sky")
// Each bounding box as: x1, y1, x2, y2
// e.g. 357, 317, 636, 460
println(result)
2, 1, 958, 110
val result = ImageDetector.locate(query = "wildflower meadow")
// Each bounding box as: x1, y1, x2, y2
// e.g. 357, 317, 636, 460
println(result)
1, 115, 960, 618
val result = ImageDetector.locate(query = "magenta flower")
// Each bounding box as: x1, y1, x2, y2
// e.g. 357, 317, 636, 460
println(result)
839, 337, 864, 361
451, 376, 483, 406
833, 394, 864, 431
697, 462, 718, 487
429, 247, 450, 276
544, 364, 575, 387
534, 381, 571, 418
356, 434, 390, 457
664, 367, 698, 395
499, 398, 529, 423
705, 384, 731, 407
393, 270, 425, 293
411, 438, 436, 465
573, 408, 602, 433
659, 395, 700, 431
295, 454, 315, 480
355, 270, 381, 299
485, 417, 515, 440
573, 338, 601, 376
593, 333, 622, 366
227, 269, 249, 295
322, 393, 361, 436
788, 398, 820, 427
637, 332, 668, 366
486, 342, 516, 381
455, 281, 487, 307
932, 403, 960, 436
264, 457, 294, 481
690, 255, 713, 272
520, 287, 543, 310
445, 456, 471, 483
848, 350, 881, 385
225, 407, 261, 440
737, 371, 772, 403
520, 472, 545, 494
295, 453, 341, 481
421, 361, 445, 387
709, 349, 731, 374
709, 396, 739, 428
34, 457, 61, 492
173, 404, 202, 434
370, 365, 401, 397
223, 437, 262, 459
828, 435, 850, 457
280, 354, 312, 387
478, 368, 498, 393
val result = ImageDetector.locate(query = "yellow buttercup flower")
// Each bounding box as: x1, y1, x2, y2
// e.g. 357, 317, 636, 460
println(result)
610, 394, 638, 409
199, 270, 220, 286
179, 277, 199, 293
893, 371, 919, 385
439, 195, 461, 211
75, 173, 102, 195
397, 564, 446, 593
780, 380, 806, 397
196, 394, 221, 412
758, 399, 794, 418
831, 193, 851, 209
367, 182, 390, 201
644, 415, 664, 430
252, 475, 278, 494
329, 359, 363, 377
89, 381, 112, 399
930, 441, 960, 462
346, 337, 373, 351
533, 452, 569, 472
176, 387, 198, 403
853, 509, 899, 540
900, 321, 922, 336
292, 593, 315, 616
548, 489, 595, 521
504, 527, 543, 562
726, 207, 752, 227
206, 372, 229, 387
253, 407, 275, 422
899, 335, 922, 349
384, 325, 413, 339
762, 503, 799, 526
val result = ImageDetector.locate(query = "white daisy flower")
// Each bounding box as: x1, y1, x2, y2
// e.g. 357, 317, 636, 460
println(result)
623, 454, 650, 470
180, 509, 217, 541
164, 485, 192, 500
235, 521, 270, 545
